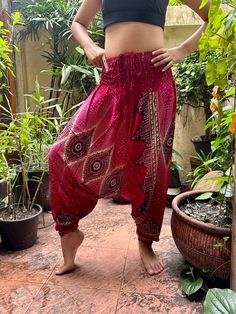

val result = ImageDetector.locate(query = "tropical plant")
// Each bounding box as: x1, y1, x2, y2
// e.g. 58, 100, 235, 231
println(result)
171, 149, 183, 171
169, 0, 182, 5
196, 0, 235, 290
0, 12, 23, 105
178, 264, 205, 297
12, 0, 104, 115
174, 51, 214, 138
189, 0, 235, 190
188, 152, 222, 187
199, 0, 235, 91
204, 288, 236, 314
0, 77, 59, 215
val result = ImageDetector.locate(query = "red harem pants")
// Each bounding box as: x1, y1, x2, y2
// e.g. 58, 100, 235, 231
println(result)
48, 51, 176, 242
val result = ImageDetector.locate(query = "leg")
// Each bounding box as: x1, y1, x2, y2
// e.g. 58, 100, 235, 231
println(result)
56, 229, 84, 275
49, 78, 129, 275
49, 140, 99, 275
122, 85, 176, 275
138, 238, 165, 275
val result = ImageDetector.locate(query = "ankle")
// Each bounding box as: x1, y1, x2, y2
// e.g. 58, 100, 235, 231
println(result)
138, 238, 153, 247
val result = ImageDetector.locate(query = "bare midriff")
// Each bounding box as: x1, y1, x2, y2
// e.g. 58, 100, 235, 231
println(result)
104, 22, 164, 58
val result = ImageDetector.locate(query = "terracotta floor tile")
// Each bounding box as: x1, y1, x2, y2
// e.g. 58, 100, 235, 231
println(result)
26, 284, 120, 314
79, 200, 133, 250
0, 258, 55, 284
0, 200, 203, 313
121, 248, 184, 294
25, 284, 79, 314
116, 291, 203, 314
0, 280, 42, 314
47, 247, 126, 291
74, 288, 119, 314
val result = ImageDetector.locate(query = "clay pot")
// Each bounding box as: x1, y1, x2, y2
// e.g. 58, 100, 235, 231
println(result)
171, 190, 231, 281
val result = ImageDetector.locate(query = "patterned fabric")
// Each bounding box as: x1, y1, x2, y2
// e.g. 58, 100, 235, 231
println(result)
49, 51, 176, 241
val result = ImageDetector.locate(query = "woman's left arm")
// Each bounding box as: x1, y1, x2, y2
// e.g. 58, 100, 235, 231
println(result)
152, 0, 211, 71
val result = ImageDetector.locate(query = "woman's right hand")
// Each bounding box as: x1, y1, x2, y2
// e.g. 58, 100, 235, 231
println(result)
84, 44, 108, 71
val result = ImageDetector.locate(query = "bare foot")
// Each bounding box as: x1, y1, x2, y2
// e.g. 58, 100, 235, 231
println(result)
55, 229, 84, 275
138, 240, 165, 275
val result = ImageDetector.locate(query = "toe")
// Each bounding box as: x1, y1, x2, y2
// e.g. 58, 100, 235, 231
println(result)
55, 264, 77, 275
147, 264, 154, 275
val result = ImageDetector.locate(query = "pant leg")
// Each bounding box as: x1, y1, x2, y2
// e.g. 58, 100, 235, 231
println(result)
49, 81, 130, 235
121, 73, 177, 242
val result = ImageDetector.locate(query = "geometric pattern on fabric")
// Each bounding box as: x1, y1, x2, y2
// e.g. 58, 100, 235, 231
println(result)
64, 128, 94, 164
55, 209, 74, 227
49, 51, 177, 241
141, 217, 161, 238
132, 92, 160, 212
163, 120, 175, 166
100, 167, 124, 197
83, 148, 112, 183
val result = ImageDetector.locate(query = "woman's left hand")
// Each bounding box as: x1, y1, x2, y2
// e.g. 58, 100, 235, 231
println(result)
151, 46, 187, 71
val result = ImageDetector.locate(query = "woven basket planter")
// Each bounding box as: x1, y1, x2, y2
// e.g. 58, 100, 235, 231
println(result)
171, 190, 231, 281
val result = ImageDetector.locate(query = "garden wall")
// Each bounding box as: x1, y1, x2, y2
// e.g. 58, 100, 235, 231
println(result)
15, 6, 206, 182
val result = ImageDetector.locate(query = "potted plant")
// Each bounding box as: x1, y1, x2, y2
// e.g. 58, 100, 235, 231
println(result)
171, 94, 234, 281
171, 0, 235, 285
174, 51, 215, 157
0, 106, 45, 250
0, 13, 46, 250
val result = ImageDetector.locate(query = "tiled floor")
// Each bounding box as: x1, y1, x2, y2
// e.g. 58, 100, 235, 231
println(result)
0, 199, 203, 314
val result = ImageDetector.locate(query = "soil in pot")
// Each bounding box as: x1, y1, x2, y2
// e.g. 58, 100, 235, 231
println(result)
0, 206, 39, 221
179, 199, 232, 228
0, 204, 42, 250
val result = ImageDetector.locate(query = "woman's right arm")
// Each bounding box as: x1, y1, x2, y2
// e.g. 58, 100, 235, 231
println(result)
71, 0, 107, 69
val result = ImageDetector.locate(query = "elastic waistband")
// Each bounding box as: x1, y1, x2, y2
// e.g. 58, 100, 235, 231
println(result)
101, 51, 173, 90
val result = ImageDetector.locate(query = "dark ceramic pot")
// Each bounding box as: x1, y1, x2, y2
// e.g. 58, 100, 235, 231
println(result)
191, 135, 216, 157
0, 203, 43, 251
13, 169, 50, 211
171, 190, 231, 281
28, 170, 50, 211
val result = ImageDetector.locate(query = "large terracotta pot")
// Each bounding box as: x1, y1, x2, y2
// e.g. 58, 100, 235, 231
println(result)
171, 190, 231, 281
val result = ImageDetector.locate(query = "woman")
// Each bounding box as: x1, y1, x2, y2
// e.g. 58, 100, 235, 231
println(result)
49, 0, 210, 276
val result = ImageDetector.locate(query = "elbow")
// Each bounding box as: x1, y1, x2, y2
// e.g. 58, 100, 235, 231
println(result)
71, 19, 88, 32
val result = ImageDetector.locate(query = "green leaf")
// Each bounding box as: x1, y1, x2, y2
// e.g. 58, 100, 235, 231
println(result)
71, 65, 92, 75
202, 267, 209, 273
93, 68, 100, 84
34, 78, 41, 101
55, 104, 62, 118
216, 59, 227, 76
75, 46, 85, 55
206, 62, 216, 86
177, 264, 193, 271
226, 87, 235, 97
209, 36, 220, 49
200, 0, 209, 9
182, 278, 203, 296
61, 65, 72, 85
204, 289, 236, 314
195, 192, 213, 200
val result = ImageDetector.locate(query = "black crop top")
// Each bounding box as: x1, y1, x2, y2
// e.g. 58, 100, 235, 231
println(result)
102, 0, 169, 30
